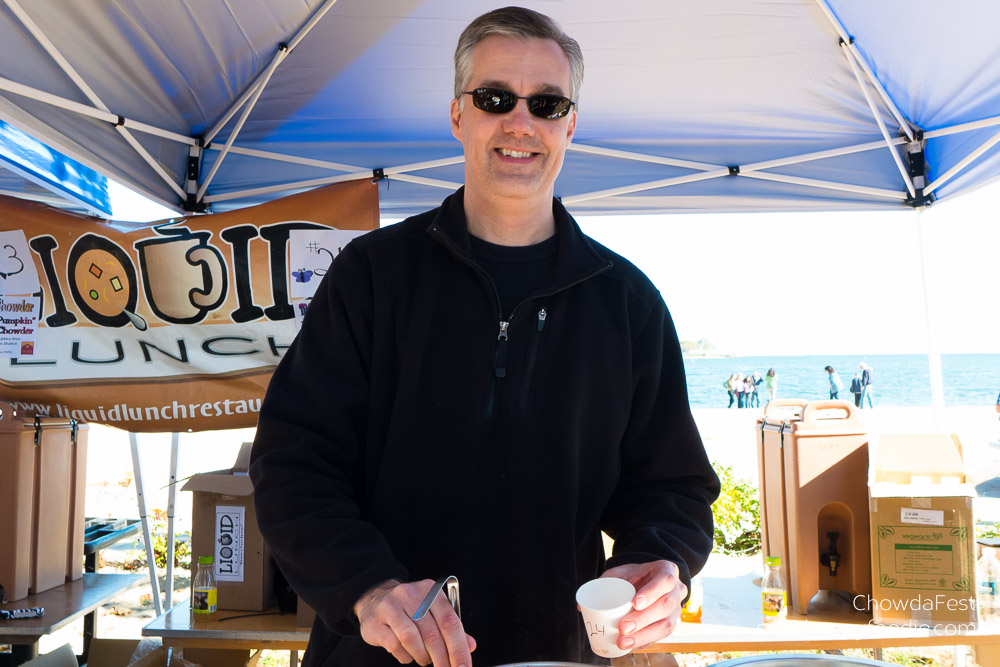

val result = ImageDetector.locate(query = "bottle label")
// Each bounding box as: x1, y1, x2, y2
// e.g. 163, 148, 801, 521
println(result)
193, 586, 218, 614
762, 589, 786, 619
980, 580, 998, 596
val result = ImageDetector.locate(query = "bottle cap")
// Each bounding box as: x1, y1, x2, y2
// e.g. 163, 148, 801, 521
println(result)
765, 556, 781, 566
198, 555, 214, 565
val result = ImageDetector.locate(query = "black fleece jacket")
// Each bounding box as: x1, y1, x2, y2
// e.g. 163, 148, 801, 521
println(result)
249, 189, 719, 666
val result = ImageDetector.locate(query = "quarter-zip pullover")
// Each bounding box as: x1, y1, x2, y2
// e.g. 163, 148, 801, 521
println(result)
250, 188, 720, 667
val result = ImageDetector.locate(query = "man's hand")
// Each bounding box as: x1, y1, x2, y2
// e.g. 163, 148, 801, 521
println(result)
601, 560, 686, 651
354, 579, 476, 667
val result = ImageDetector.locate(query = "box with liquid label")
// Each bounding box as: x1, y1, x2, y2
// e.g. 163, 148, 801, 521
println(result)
183, 442, 274, 611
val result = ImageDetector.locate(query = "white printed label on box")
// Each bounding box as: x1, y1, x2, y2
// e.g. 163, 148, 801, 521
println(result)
214, 505, 245, 582
901, 507, 944, 526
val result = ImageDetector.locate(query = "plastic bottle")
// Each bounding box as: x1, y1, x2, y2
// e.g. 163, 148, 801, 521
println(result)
761, 556, 787, 623
977, 547, 1000, 626
680, 575, 703, 623
192, 555, 218, 619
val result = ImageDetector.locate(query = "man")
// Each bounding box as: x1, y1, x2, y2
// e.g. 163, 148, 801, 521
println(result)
859, 362, 874, 408
825, 365, 843, 400
249, 7, 719, 666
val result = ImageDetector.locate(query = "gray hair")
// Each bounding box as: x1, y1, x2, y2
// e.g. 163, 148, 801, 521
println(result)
454, 6, 584, 103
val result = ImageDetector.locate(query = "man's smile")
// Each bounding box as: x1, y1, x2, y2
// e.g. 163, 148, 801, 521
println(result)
495, 147, 539, 160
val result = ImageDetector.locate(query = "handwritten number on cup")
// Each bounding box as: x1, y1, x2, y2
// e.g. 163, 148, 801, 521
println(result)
586, 621, 605, 637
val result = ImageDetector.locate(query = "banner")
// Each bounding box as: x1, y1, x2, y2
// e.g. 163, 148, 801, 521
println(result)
0, 179, 379, 431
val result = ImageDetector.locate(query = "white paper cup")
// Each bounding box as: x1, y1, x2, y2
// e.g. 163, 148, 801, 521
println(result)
576, 577, 636, 658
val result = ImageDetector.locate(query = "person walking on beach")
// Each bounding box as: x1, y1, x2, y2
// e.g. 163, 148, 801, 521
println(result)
249, 8, 719, 665
859, 362, 874, 408
765, 368, 777, 403
850, 372, 863, 407
750, 371, 763, 408
825, 365, 843, 400
742, 374, 754, 409
725, 372, 740, 408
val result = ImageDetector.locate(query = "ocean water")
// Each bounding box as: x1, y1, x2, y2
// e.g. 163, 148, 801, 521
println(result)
683, 353, 1000, 408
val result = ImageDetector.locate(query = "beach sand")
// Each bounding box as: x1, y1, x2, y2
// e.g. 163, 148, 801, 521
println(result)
32, 404, 1000, 663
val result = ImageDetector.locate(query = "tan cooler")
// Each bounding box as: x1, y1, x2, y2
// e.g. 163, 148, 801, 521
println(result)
758, 399, 871, 614
756, 398, 807, 572
0, 400, 88, 601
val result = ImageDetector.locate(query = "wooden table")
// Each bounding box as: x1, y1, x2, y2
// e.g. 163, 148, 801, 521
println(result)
0, 573, 143, 666
639, 582, 1000, 664
143, 602, 309, 666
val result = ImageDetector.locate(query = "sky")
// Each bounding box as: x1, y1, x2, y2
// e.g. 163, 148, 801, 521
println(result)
111, 178, 1000, 359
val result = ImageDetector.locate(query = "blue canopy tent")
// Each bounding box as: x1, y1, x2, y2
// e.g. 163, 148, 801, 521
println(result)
0, 0, 997, 217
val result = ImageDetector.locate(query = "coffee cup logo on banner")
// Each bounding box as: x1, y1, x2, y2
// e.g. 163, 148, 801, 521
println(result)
135, 225, 227, 324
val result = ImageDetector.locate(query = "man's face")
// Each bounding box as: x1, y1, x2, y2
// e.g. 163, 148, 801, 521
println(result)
450, 35, 577, 205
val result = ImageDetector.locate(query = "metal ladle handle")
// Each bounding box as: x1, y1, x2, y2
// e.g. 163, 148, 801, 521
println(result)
412, 575, 460, 620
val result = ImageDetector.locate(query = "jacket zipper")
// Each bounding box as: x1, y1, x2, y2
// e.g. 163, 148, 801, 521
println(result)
429, 225, 612, 417
520, 307, 547, 411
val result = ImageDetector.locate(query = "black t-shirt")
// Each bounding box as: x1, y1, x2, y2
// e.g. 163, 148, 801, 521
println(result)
469, 233, 558, 316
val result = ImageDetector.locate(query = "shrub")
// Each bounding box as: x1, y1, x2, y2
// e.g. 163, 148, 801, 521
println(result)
711, 462, 761, 555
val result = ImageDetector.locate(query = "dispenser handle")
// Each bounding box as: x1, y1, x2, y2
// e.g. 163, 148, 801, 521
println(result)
763, 398, 807, 417
800, 399, 859, 425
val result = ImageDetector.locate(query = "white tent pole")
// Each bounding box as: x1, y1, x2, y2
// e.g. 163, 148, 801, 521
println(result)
568, 144, 720, 171
841, 42, 916, 198
3, 0, 105, 108
4, 0, 187, 199
0, 77, 193, 145
925, 115, 1000, 139
572, 137, 907, 173
165, 432, 179, 610
202, 171, 463, 204
129, 432, 164, 616
564, 168, 904, 206
814, 0, 915, 141
742, 138, 906, 172
220, 145, 367, 173
196, 47, 289, 201
741, 171, 906, 200
203, 0, 341, 144
203, 171, 369, 203
915, 207, 945, 430
218, 144, 465, 175
925, 128, 1000, 195
562, 168, 731, 205
0, 188, 71, 206
118, 130, 187, 199
383, 157, 466, 175
386, 173, 463, 190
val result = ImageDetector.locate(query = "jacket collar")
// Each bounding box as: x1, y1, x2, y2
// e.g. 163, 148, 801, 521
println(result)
427, 187, 612, 289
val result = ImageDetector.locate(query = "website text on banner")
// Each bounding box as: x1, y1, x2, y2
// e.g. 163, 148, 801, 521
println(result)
0, 179, 379, 432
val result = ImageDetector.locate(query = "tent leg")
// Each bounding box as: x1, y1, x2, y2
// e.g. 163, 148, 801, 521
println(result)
129, 432, 164, 616
165, 432, 179, 610
916, 208, 945, 429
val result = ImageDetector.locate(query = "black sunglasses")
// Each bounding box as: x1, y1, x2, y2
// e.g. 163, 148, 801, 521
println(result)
462, 87, 576, 120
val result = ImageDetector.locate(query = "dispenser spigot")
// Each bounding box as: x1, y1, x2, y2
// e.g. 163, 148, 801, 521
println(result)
819, 531, 841, 576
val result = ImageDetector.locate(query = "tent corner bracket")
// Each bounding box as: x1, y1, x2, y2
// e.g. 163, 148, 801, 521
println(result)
182, 193, 210, 213
728, 165, 740, 176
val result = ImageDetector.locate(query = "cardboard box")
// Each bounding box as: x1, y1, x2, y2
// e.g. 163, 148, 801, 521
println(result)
182, 442, 275, 611
0, 401, 88, 601
868, 433, 976, 629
